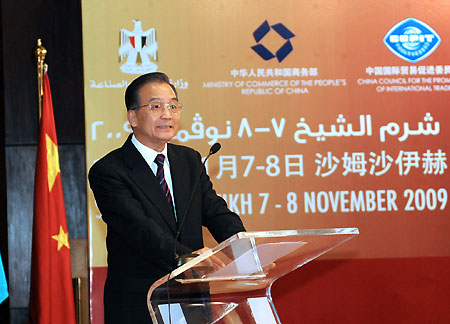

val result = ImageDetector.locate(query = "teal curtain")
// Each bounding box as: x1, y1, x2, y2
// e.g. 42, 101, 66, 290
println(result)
0, 252, 8, 304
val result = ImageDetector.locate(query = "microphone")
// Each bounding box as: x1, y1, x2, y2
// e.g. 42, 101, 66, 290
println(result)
172, 143, 221, 266
209, 142, 221, 155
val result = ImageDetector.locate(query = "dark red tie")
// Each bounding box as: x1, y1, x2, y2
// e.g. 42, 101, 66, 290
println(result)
154, 154, 175, 218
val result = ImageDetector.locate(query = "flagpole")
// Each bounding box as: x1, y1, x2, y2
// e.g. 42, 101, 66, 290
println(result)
35, 39, 47, 121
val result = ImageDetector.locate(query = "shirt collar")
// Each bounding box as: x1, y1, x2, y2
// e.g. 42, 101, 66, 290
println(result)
131, 134, 169, 166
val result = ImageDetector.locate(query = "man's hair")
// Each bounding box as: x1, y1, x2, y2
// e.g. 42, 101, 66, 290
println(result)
125, 72, 178, 111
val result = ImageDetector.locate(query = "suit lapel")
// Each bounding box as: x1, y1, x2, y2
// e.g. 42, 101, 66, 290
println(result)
168, 144, 191, 228
122, 136, 177, 234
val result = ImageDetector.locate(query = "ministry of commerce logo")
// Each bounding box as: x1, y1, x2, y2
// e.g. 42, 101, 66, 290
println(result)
383, 18, 441, 63
119, 20, 158, 74
251, 20, 295, 62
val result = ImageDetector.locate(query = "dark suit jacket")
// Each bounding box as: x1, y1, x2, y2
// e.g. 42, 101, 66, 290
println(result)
88, 135, 245, 323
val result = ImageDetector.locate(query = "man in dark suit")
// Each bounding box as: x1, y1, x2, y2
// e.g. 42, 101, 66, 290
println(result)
88, 72, 245, 323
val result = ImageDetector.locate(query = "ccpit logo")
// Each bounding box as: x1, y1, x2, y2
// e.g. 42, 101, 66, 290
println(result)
383, 18, 441, 63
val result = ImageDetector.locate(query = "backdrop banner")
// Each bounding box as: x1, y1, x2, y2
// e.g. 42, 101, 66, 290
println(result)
82, 1, 450, 322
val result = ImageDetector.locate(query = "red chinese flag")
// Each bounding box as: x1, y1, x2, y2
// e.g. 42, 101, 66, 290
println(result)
29, 72, 76, 324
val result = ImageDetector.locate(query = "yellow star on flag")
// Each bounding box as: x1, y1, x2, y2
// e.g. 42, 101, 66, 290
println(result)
51, 226, 70, 251
46, 133, 60, 192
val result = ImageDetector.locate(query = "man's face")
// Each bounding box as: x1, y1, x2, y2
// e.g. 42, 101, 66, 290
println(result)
127, 82, 180, 151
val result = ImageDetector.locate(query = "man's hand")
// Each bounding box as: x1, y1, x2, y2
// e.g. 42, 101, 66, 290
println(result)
192, 247, 225, 270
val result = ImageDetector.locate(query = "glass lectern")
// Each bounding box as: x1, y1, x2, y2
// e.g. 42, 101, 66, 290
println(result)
148, 228, 359, 324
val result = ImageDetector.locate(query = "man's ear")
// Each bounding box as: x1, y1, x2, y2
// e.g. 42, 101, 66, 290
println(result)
127, 109, 137, 128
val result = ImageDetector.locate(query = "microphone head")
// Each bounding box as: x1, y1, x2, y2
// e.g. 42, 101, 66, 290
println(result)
210, 143, 221, 155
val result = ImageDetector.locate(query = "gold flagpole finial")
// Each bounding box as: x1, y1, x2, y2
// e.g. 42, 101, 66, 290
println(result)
35, 39, 47, 120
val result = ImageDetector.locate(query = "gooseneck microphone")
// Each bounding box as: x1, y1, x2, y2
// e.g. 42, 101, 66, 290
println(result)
172, 142, 221, 266
166, 143, 221, 324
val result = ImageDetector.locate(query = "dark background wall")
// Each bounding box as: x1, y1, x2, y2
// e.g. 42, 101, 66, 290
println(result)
1, 1, 86, 323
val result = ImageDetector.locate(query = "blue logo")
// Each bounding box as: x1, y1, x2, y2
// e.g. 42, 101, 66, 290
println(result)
383, 18, 441, 63
251, 20, 295, 62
